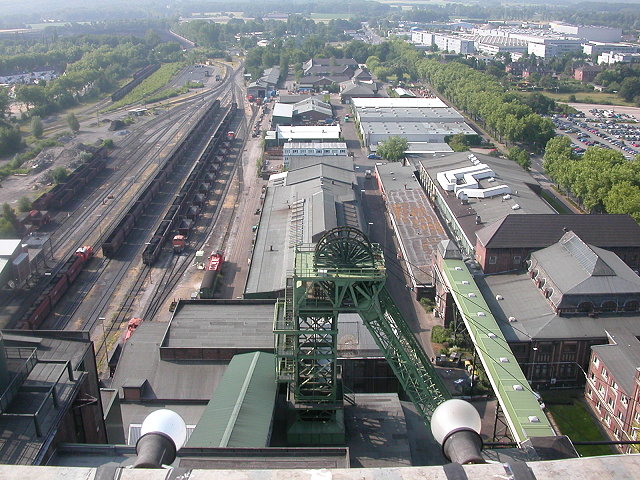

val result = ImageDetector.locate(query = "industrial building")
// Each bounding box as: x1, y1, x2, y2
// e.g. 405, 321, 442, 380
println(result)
0, 239, 30, 289
374, 162, 448, 294
270, 125, 341, 145
465, 230, 640, 387
283, 142, 348, 167
586, 329, 640, 453
339, 79, 378, 103
433, 34, 476, 54
418, 151, 555, 257
0, 330, 107, 464
583, 41, 640, 56
351, 98, 475, 148
246, 66, 280, 100
244, 157, 359, 298
549, 22, 622, 43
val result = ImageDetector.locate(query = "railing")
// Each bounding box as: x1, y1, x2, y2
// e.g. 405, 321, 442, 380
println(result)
0, 347, 38, 414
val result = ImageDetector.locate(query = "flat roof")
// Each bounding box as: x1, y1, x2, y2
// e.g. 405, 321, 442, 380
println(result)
406, 143, 453, 154
164, 301, 277, 350
285, 142, 347, 149
361, 121, 475, 136
377, 163, 448, 287
419, 152, 555, 249
10, 455, 640, 479
0, 239, 20, 256
111, 322, 228, 401
276, 125, 341, 140
272, 103, 293, 118
0, 331, 91, 465
169, 301, 381, 357
438, 257, 555, 442
352, 97, 448, 108
356, 106, 463, 122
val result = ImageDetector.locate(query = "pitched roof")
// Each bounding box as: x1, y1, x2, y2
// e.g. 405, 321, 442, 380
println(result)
592, 329, 640, 394
476, 214, 640, 249
531, 231, 640, 298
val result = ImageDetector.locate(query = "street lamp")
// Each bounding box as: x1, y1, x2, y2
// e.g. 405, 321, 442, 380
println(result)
431, 399, 484, 464
133, 409, 187, 468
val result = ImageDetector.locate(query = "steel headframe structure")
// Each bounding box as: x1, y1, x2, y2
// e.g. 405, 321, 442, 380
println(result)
274, 226, 449, 444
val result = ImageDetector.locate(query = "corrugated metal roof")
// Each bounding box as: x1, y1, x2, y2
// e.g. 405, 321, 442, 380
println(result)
186, 352, 276, 448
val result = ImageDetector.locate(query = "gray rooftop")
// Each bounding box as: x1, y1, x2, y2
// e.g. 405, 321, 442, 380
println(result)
377, 163, 448, 287
356, 106, 463, 123
245, 160, 359, 297
165, 300, 381, 357
476, 272, 640, 342
0, 331, 92, 465
476, 214, 640, 249
531, 232, 640, 304
111, 322, 227, 401
272, 103, 293, 118
163, 301, 277, 350
14, 451, 640, 478
287, 156, 351, 171
592, 329, 640, 395
361, 121, 475, 136
418, 152, 555, 247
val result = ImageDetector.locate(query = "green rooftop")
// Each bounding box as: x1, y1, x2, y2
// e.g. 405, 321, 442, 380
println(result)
441, 258, 555, 442
186, 351, 277, 448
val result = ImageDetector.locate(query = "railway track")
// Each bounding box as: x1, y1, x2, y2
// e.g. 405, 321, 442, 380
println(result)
3, 70, 236, 325
47, 76, 245, 369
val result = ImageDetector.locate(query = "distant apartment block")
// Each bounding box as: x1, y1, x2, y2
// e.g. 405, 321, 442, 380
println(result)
598, 51, 640, 65
433, 34, 475, 54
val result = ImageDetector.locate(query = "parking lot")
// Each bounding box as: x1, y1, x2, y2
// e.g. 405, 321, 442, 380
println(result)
552, 106, 640, 160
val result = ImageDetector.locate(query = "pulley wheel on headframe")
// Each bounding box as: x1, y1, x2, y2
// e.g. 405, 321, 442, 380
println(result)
314, 226, 375, 269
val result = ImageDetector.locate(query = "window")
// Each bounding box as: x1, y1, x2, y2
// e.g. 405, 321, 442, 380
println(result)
593, 356, 600, 367
607, 396, 614, 408
488, 256, 497, 264
605, 413, 611, 426
621, 396, 629, 407
614, 428, 620, 439
617, 411, 624, 422
602, 301, 617, 312
602, 368, 608, 380
587, 387, 592, 398
612, 381, 618, 390
513, 255, 521, 264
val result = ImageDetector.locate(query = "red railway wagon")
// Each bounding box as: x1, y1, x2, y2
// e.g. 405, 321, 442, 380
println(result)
22, 246, 94, 329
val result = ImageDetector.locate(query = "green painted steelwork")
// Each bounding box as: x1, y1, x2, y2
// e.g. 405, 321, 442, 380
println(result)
274, 227, 449, 444
439, 257, 555, 442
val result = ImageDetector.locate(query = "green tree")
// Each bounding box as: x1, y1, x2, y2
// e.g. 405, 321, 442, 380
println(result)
0, 88, 9, 119
0, 125, 22, 156
51, 166, 69, 183
66, 113, 80, 133
508, 146, 531, 170
447, 133, 469, 152
17, 196, 32, 213
377, 136, 408, 162
620, 77, 640, 103
0, 218, 15, 238
31, 116, 43, 138
2, 202, 17, 229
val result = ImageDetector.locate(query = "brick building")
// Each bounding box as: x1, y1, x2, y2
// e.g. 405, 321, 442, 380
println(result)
585, 329, 640, 453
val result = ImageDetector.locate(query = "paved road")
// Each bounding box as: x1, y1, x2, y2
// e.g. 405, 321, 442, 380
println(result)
333, 101, 438, 359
